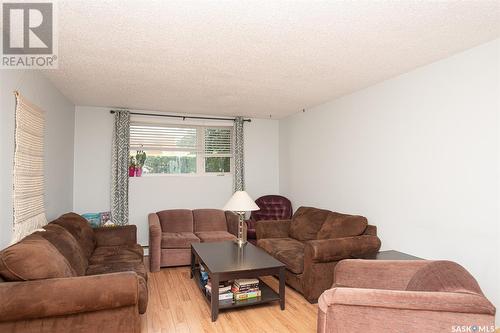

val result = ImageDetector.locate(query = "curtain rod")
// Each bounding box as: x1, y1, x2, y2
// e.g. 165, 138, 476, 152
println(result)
109, 110, 251, 122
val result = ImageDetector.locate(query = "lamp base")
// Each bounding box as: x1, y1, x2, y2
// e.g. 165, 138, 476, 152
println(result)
234, 238, 247, 247
234, 212, 247, 247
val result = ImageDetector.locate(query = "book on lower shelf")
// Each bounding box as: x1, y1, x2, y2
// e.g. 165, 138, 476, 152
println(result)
233, 289, 262, 301
232, 278, 261, 301
231, 285, 259, 293
207, 290, 234, 301
205, 282, 232, 294
234, 278, 259, 287
203, 277, 262, 303
205, 280, 234, 303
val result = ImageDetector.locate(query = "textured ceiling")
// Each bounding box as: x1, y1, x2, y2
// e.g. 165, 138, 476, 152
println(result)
44, 1, 500, 119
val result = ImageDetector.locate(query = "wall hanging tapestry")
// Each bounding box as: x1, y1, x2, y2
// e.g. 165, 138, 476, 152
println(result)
12, 92, 47, 243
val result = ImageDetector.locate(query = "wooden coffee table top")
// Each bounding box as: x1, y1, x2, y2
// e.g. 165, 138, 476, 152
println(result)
371, 250, 422, 260
191, 241, 285, 274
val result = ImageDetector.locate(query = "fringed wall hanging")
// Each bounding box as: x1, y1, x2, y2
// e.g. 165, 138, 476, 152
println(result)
12, 91, 47, 242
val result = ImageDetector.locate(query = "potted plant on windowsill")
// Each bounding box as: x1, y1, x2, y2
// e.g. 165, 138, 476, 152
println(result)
135, 150, 147, 177
129, 156, 136, 177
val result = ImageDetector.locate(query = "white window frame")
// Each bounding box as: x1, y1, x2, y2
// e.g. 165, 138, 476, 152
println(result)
130, 122, 233, 177
201, 126, 234, 175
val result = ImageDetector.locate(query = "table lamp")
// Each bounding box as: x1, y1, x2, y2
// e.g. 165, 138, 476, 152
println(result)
223, 191, 260, 246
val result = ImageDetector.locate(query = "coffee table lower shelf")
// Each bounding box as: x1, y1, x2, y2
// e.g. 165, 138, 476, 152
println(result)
192, 267, 281, 310
190, 241, 286, 322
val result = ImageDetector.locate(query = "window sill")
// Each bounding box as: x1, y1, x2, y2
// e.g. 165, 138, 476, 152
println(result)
129, 173, 232, 178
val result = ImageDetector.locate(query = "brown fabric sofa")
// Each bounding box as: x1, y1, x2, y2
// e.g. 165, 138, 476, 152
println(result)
0, 213, 147, 333
317, 260, 496, 333
149, 209, 240, 271
256, 206, 381, 303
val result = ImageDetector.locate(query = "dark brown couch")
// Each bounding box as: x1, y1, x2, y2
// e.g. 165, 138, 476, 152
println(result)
256, 206, 381, 303
0, 213, 147, 333
149, 209, 240, 271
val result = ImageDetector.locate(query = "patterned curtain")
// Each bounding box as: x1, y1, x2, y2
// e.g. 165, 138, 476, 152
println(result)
233, 116, 245, 191
111, 110, 130, 225
12, 92, 47, 242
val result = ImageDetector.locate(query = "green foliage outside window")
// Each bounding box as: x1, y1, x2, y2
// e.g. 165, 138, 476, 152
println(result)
143, 155, 196, 174
205, 157, 231, 173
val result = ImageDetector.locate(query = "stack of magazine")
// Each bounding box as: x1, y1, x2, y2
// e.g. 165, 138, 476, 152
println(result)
231, 278, 261, 301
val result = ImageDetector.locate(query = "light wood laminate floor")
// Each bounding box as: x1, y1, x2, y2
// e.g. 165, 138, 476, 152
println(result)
141, 266, 318, 333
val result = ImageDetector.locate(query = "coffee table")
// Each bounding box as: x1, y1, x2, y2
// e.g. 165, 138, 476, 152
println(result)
190, 241, 286, 322
368, 250, 423, 260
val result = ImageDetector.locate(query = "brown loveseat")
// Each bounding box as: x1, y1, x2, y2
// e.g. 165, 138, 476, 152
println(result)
318, 260, 496, 332
149, 209, 240, 271
256, 206, 381, 303
0, 213, 147, 333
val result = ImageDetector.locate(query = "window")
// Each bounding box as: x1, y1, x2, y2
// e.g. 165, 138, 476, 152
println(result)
130, 122, 233, 175
204, 127, 232, 173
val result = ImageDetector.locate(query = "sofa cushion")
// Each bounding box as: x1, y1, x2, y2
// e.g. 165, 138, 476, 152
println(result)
40, 224, 88, 276
193, 209, 228, 232
257, 238, 305, 274
406, 261, 484, 295
86, 261, 147, 281
195, 231, 236, 242
0, 234, 75, 281
317, 212, 368, 240
289, 207, 331, 241
89, 244, 144, 265
52, 212, 96, 258
157, 209, 194, 233
161, 232, 200, 249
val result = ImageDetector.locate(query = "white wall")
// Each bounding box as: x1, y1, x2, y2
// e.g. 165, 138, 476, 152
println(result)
279, 39, 500, 312
0, 70, 75, 249
73, 106, 114, 213
73, 107, 280, 245
244, 118, 280, 199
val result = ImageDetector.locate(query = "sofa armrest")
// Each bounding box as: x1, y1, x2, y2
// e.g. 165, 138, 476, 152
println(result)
225, 211, 243, 237
0, 272, 141, 322
318, 287, 495, 315
93, 225, 137, 247
305, 235, 381, 263
255, 220, 291, 240
148, 213, 161, 272
363, 224, 377, 236
333, 259, 430, 290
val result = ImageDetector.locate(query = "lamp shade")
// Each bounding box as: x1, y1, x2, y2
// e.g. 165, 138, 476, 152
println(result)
223, 191, 260, 212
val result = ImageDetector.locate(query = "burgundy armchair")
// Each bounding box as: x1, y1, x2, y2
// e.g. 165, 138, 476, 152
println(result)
246, 195, 292, 245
